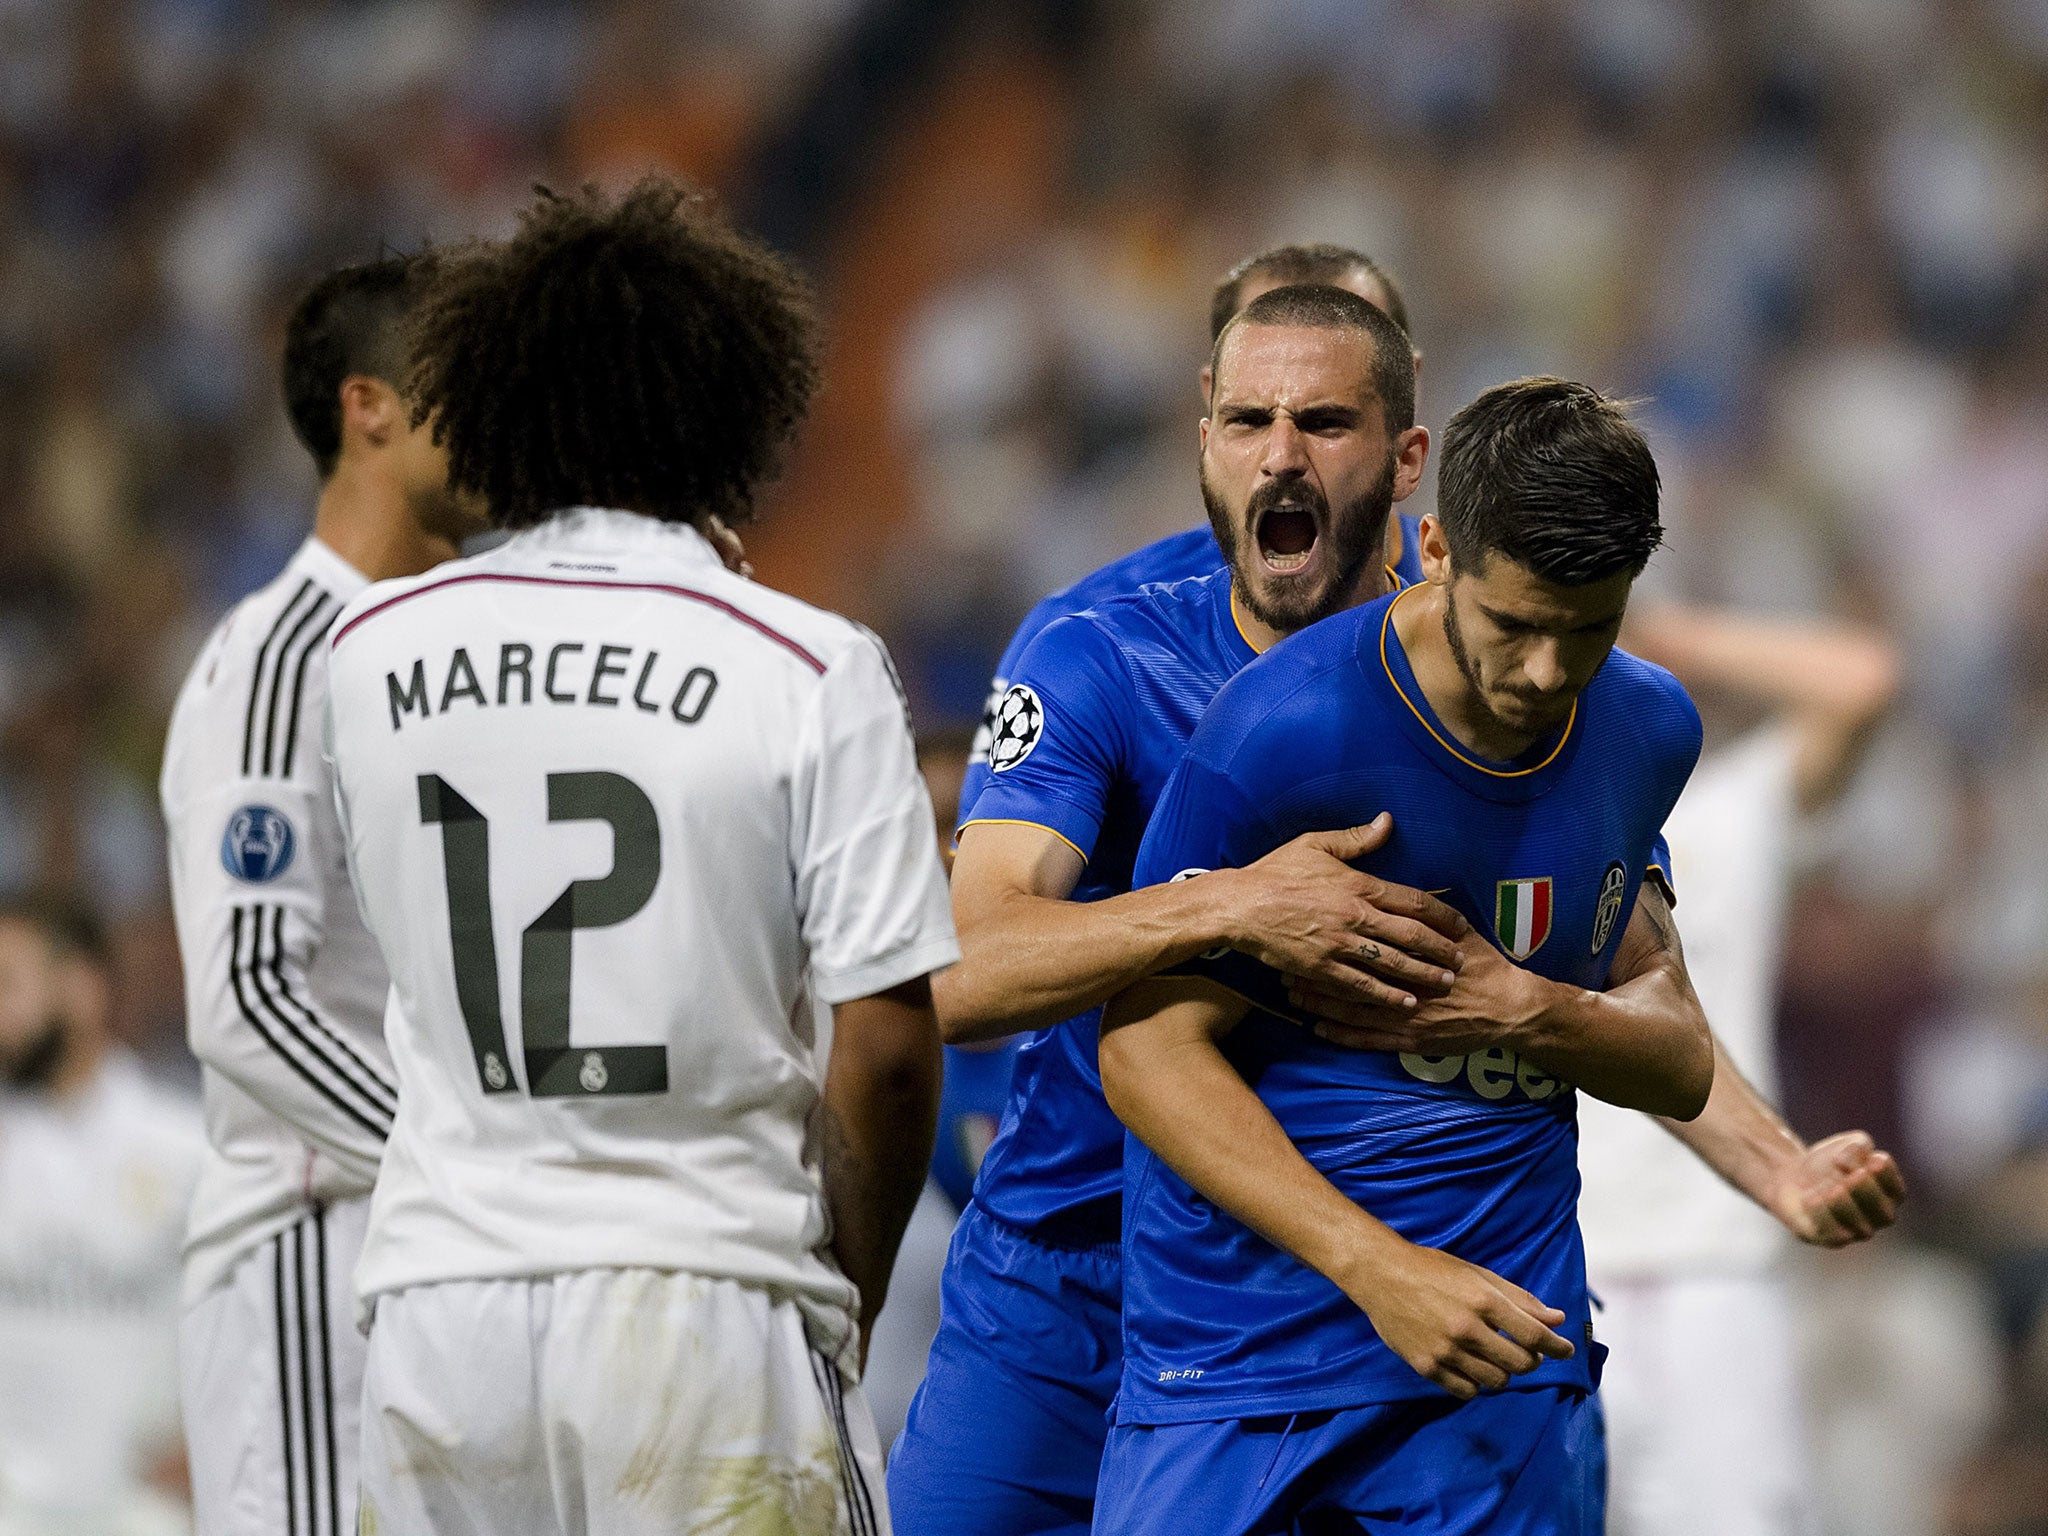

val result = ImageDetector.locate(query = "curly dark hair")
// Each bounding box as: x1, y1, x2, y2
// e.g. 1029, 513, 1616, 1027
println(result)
406, 177, 821, 530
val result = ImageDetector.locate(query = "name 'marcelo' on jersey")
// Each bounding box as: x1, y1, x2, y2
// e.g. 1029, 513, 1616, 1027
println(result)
1120, 583, 1701, 1423
323, 508, 957, 1349
162, 536, 400, 1301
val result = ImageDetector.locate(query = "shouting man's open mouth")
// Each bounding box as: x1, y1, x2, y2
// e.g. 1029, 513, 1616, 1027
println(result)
1255, 498, 1323, 578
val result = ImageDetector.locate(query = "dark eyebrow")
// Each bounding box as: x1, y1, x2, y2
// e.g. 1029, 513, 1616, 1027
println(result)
1218, 403, 1274, 424
1293, 404, 1362, 429
1480, 603, 1626, 634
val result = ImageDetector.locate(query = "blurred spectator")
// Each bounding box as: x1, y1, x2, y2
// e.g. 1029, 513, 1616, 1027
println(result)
0, 893, 201, 1535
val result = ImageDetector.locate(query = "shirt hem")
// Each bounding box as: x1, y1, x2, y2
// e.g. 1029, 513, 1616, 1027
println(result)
1113, 1367, 1593, 1425
811, 933, 961, 1006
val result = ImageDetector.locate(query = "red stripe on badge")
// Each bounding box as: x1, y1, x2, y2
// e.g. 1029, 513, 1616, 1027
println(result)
332, 573, 827, 673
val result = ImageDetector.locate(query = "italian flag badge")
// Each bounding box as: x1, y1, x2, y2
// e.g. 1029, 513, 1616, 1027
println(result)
1495, 877, 1553, 960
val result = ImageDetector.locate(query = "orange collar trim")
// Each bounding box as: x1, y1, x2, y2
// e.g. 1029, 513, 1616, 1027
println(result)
1378, 585, 1577, 779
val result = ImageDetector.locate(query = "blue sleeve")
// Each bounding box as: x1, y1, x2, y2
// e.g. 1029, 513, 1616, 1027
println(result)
960, 591, 1069, 832
958, 615, 1134, 861
1646, 831, 1675, 906
1641, 671, 1704, 905
1131, 753, 1300, 1019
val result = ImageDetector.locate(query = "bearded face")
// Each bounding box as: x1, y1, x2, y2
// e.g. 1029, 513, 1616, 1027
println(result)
1203, 450, 1395, 633
1198, 322, 1408, 638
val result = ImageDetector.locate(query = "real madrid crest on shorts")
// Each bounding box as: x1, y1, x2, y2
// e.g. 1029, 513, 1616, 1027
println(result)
988, 684, 1045, 772
1591, 860, 1627, 953
220, 805, 296, 883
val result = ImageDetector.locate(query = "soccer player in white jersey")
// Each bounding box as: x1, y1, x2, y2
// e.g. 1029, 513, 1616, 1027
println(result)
0, 895, 202, 1536
161, 251, 486, 1536
325, 178, 955, 1536
1577, 605, 1907, 1535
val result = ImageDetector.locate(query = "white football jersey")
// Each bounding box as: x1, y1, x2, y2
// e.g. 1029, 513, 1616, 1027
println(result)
325, 508, 957, 1348
162, 536, 399, 1301
1577, 727, 1801, 1278
0, 1053, 202, 1527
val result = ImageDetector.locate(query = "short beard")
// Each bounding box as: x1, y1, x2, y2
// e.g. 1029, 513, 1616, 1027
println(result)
1441, 581, 1485, 702
1442, 583, 1546, 743
1, 1018, 67, 1091
1203, 453, 1396, 635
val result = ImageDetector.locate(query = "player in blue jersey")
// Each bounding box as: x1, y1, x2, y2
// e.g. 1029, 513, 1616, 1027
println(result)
890, 285, 1473, 1536
1096, 378, 1713, 1534
962, 243, 1427, 812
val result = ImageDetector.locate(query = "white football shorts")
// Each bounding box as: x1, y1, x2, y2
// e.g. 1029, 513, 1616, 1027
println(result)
180, 1197, 369, 1536
357, 1267, 889, 1536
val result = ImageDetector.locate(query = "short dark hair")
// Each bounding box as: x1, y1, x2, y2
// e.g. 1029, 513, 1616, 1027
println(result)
1209, 284, 1416, 434
1436, 377, 1662, 585
406, 177, 820, 531
1209, 243, 1411, 340
0, 891, 111, 971
283, 252, 439, 479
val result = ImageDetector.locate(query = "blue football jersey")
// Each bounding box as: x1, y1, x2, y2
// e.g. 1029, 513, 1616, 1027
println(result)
959, 569, 1259, 1241
961, 515, 1425, 829
1117, 584, 1702, 1423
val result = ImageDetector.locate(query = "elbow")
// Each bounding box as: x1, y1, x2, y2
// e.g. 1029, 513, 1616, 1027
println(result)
931, 963, 994, 1045
1096, 1011, 1143, 1130
1658, 1025, 1715, 1122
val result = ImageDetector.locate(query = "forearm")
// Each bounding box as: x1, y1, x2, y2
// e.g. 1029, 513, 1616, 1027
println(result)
1518, 957, 1712, 1119
187, 914, 393, 1181
937, 877, 1239, 1042
1654, 1034, 1805, 1206
822, 985, 944, 1332
1100, 981, 1401, 1288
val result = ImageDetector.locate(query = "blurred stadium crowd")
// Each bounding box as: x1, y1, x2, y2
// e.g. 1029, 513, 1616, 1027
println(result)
1, 0, 2046, 1531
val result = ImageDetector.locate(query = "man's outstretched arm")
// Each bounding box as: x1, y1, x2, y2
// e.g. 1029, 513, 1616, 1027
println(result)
1658, 1034, 1905, 1245
1098, 977, 1576, 1401
936, 816, 1466, 1043
1623, 601, 1905, 1243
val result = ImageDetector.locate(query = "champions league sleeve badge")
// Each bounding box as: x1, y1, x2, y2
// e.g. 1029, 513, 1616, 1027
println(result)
987, 684, 1045, 772
221, 805, 297, 883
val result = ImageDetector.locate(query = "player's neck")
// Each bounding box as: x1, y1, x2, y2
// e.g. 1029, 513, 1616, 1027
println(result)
313, 462, 462, 583
1233, 558, 1395, 654
1394, 584, 1546, 762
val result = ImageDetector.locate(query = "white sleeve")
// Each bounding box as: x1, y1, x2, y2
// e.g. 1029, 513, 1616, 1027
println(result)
167, 712, 395, 1183
792, 632, 960, 1005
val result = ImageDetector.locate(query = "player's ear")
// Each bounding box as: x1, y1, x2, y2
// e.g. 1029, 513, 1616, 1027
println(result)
339, 375, 402, 452
1418, 513, 1452, 585
1392, 426, 1429, 503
